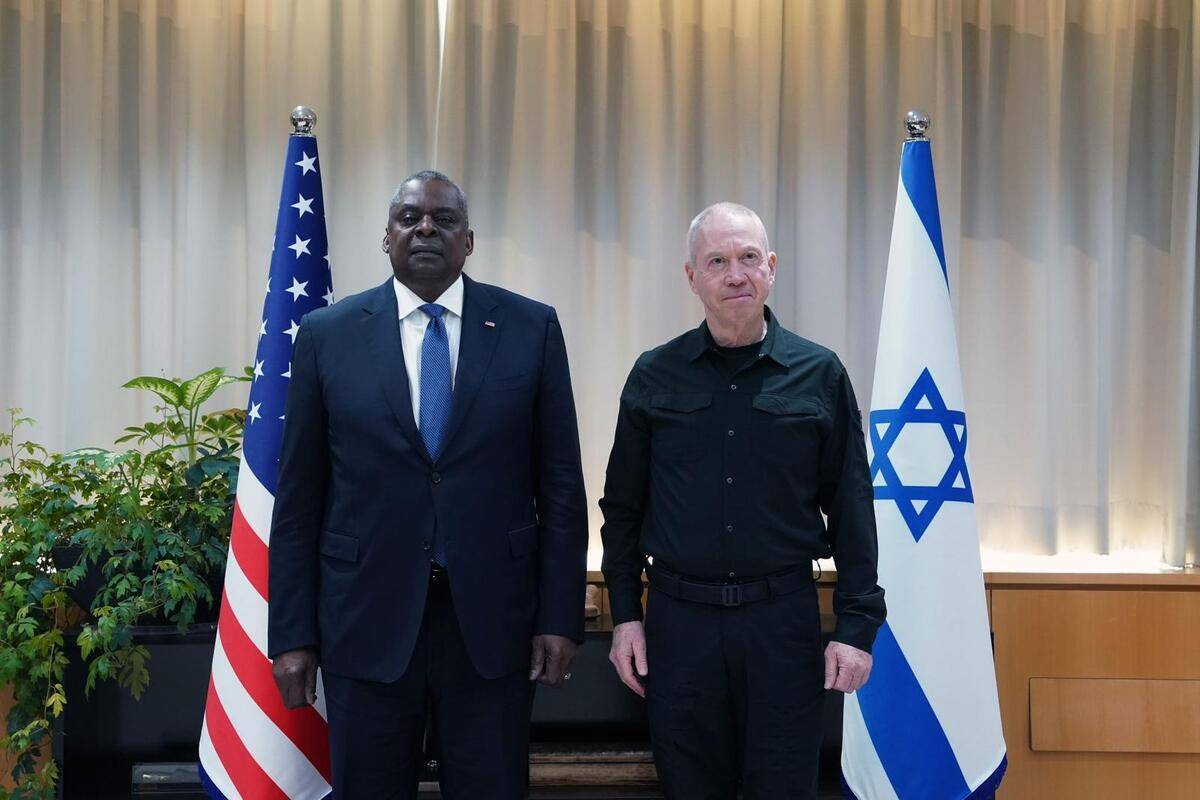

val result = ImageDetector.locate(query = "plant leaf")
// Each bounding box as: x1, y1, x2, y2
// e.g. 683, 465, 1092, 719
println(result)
59, 447, 110, 463
123, 376, 183, 407
45, 686, 65, 717
26, 577, 54, 605
178, 368, 225, 410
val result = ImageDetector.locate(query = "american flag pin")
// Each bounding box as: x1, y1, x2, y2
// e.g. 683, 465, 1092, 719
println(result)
484, 320, 496, 327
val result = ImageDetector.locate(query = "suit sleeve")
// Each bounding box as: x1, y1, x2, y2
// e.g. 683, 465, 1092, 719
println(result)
819, 360, 886, 653
266, 320, 329, 658
531, 308, 589, 642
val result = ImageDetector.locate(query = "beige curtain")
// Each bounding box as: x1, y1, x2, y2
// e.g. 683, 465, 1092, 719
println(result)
0, 0, 440, 442
3, 1, 1197, 565
435, 0, 1199, 566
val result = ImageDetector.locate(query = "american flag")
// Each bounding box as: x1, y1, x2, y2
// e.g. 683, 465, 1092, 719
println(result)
199, 130, 334, 799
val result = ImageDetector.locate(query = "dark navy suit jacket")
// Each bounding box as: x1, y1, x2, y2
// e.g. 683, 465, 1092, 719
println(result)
267, 274, 588, 682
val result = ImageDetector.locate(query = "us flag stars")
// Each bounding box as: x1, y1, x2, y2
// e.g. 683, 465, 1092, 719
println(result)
286, 278, 309, 300
238, 136, 332, 482
292, 194, 314, 218
294, 150, 317, 175
288, 235, 311, 258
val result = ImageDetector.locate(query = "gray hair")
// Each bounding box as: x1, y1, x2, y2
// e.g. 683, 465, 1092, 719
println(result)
389, 169, 469, 220
686, 202, 770, 263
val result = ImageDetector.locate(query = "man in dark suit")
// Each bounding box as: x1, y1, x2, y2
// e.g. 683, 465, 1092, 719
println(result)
268, 170, 588, 799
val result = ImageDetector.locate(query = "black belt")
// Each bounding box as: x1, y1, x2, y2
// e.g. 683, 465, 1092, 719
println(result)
646, 564, 812, 608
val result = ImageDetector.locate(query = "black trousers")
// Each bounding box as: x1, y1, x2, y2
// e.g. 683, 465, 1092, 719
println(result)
322, 571, 535, 800
644, 576, 826, 800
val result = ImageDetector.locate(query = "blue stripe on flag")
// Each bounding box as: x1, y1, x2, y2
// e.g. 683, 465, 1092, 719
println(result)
855, 622, 970, 798
197, 762, 230, 800
842, 754, 1009, 800
900, 139, 948, 285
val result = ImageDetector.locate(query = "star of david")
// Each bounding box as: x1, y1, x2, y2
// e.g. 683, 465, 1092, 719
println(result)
869, 367, 973, 542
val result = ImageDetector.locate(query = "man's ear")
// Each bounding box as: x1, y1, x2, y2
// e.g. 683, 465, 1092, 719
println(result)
684, 262, 699, 295
381, 233, 389, 253
465, 229, 475, 256
767, 252, 777, 284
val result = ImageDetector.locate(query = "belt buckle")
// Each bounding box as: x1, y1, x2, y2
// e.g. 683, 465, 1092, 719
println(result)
721, 583, 742, 607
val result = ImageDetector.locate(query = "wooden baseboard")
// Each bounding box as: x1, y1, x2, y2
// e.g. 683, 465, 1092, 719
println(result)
530, 744, 658, 787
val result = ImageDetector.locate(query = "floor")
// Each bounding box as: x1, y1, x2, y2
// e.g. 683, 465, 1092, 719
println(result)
74, 757, 847, 798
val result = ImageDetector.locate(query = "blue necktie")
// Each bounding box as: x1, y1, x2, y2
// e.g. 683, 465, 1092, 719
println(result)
419, 303, 451, 565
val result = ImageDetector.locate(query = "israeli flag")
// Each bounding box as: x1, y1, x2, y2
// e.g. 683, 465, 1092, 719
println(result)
841, 124, 1007, 799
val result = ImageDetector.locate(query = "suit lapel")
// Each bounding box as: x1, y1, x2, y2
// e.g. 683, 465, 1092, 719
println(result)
440, 274, 501, 458
361, 279, 431, 464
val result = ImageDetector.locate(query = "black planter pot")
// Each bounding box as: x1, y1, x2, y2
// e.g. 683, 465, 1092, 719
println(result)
62, 623, 217, 798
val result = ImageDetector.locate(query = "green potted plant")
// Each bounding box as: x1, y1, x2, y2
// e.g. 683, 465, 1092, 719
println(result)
0, 368, 246, 799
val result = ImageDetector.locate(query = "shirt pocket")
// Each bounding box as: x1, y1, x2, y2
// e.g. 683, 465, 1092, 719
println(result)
751, 393, 824, 469
648, 392, 713, 461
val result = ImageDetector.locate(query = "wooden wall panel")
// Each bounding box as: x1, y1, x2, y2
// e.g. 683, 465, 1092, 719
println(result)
992, 589, 1200, 799
1029, 678, 1200, 754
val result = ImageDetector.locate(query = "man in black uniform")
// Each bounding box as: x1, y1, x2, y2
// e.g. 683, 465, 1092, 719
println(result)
600, 202, 885, 799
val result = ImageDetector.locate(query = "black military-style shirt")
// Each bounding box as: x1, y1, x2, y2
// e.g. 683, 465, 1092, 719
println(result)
599, 308, 886, 652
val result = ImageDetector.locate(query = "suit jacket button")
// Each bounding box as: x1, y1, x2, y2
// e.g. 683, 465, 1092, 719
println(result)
431, 471, 442, 484
423, 541, 432, 551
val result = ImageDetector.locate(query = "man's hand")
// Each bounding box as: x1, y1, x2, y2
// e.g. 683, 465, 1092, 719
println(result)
272, 647, 319, 709
608, 621, 648, 698
529, 634, 578, 688
824, 641, 872, 693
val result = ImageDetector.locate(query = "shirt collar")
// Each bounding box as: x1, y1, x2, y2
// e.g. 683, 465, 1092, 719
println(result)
393, 274, 465, 321
687, 306, 789, 367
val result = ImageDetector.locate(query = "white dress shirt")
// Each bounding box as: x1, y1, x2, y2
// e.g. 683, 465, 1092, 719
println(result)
393, 275, 464, 426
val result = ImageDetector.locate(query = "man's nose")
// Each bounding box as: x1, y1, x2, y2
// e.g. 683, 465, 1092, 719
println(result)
725, 265, 748, 284
415, 214, 436, 235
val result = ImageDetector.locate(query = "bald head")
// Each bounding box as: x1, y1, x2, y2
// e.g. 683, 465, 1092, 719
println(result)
686, 202, 770, 265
